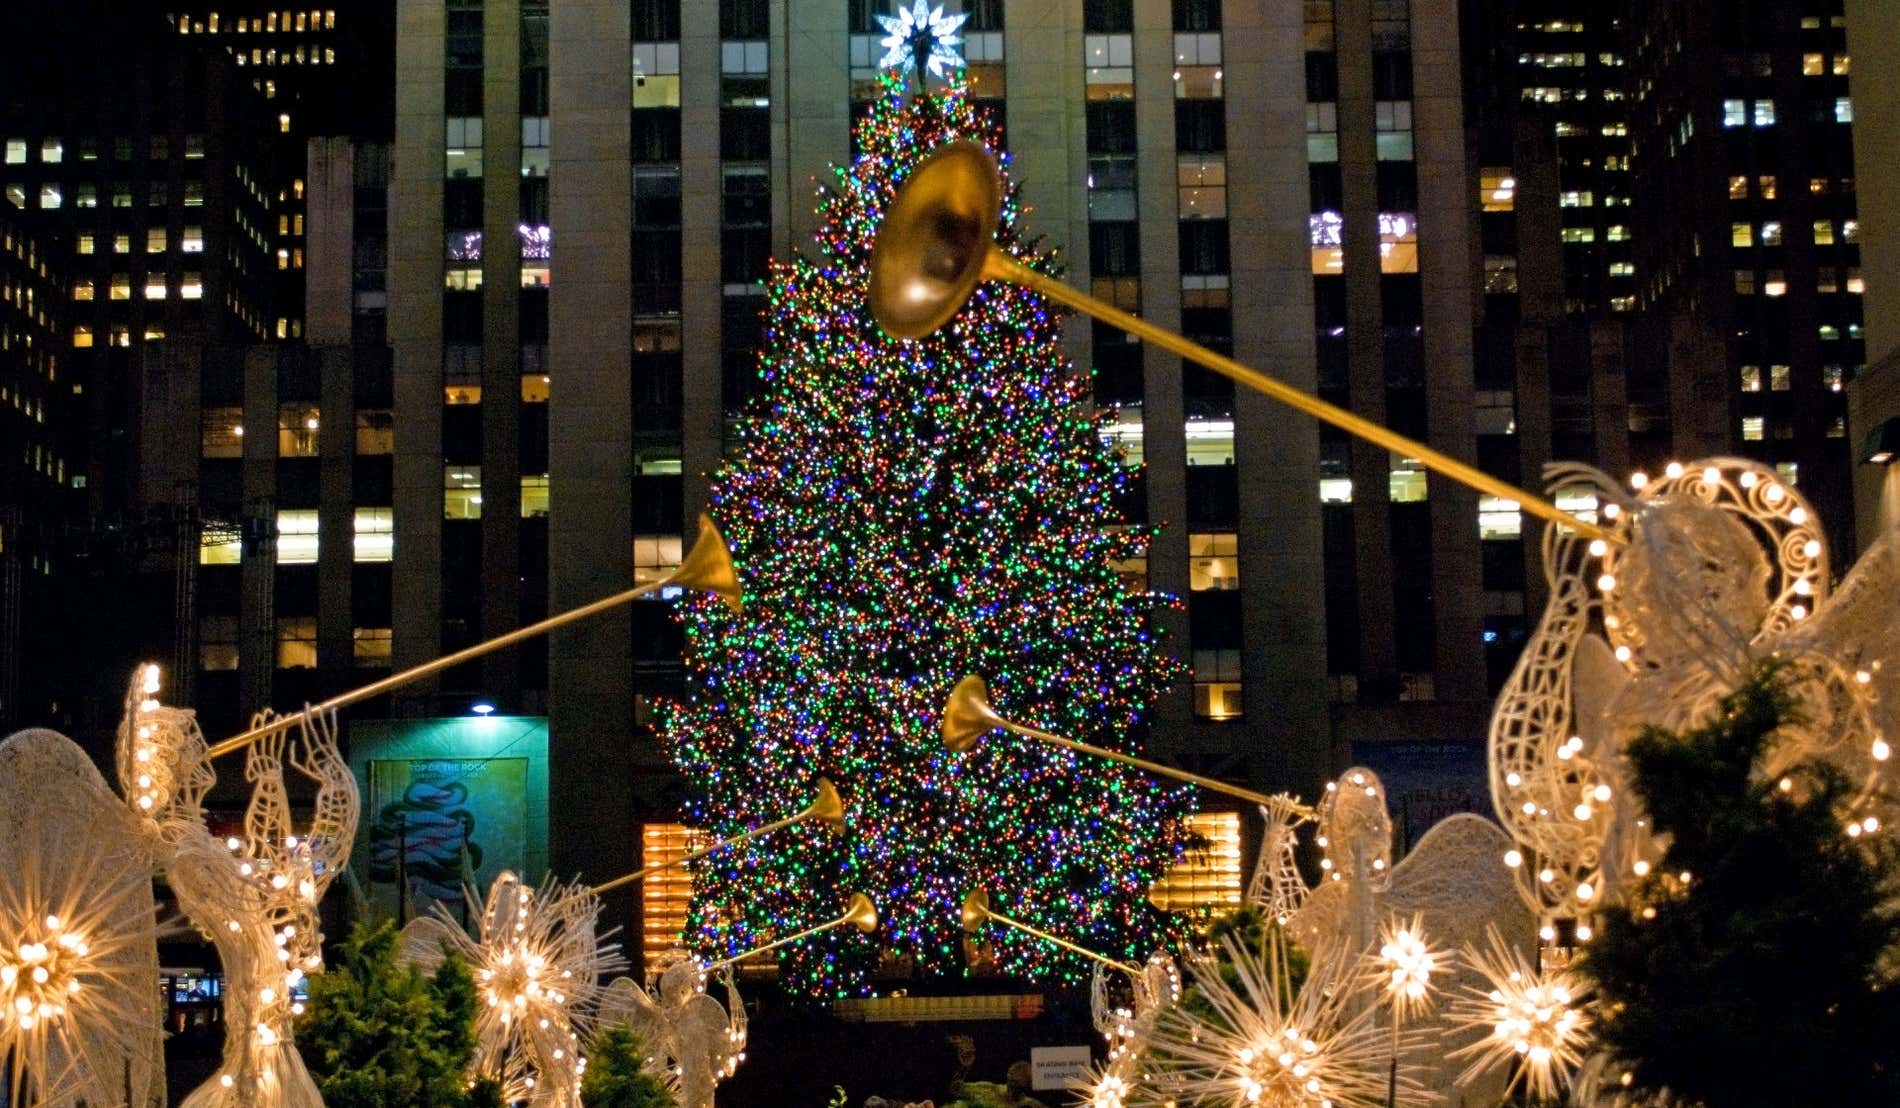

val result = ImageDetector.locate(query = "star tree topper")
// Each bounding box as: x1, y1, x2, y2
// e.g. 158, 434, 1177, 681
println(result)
877, 0, 966, 83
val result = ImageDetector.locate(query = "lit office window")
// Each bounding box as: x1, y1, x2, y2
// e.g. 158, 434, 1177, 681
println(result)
353, 508, 393, 562
1189, 533, 1238, 591
445, 467, 482, 519
521, 475, 549, 518
633, 534, 683, 588
277, 511, 319, 565
1193, 650, 1243, 720
278, 406, 320, 456
277, 616, 317, 668
354, 628, 392, 667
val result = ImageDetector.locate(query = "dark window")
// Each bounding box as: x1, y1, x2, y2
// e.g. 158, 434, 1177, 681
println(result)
1086, 102, 1137, 154
442, 291, 482, 344
634, 169, 682, 226
1372, 52, 1413, 99
1089, 222, 1141, 275
445, 179, 482, 227
1306, 52, 1339, 102
721, 108, 770, 161
965, 0, 1004, 32
1376, 162, 1418, 212
632, 109, 681, 162
445, 69, 483, 116
1185, 465, 1239, 527
1179, 220, 1231, 275
631, 0, 680, 40
1310, 163, 1343, 211
719, 0, 767, 39
721, 228, 771, 285
1175, 99, 1227, 153
519, 288, 549, 343
519, 176, 549, 224
1173, 0, 1220, 32
847, 0, 882, 33
1085, 0, 1134, 33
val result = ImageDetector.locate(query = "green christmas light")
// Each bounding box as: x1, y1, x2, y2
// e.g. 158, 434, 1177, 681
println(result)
663, 72, 1195, 998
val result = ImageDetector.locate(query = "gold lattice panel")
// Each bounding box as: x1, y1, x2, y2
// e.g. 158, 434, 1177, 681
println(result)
1147, 811, 1242, 914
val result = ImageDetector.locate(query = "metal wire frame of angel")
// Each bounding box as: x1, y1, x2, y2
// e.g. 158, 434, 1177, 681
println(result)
0, 725, 168, 1108
1142, 928, 1426, 1108
1281, 767, 1535, 1104
124, 681, 358, 1108
1487, 458, 1897, 920
1077, 951, 1181, 1107
1245, 795, 1313, 928
401, 871, 625, 1107
596, 950, 748, 1108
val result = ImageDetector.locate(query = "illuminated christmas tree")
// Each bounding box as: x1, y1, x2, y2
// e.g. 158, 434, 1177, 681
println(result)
662, 73, 1194, 997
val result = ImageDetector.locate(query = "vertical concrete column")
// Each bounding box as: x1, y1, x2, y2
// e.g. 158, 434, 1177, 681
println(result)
679, 2, 723, 530
1225, 0, 1328, 792
774, 0, 848, 255
1511, 119, 1562, 618
1334, 0, 1396, 689
1412, 1, 1484, 704
391, 0, 448, 704
317, 346, 355, 679
482, 0, 524, 701
303, 138, 356, 346
239, 347, 279, 722
1003, 4, 1090, 371
1132, 0, 1192, 748
548, 0, 635, 906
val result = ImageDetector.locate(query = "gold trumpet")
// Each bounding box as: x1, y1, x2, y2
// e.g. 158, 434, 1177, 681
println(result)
959, 887, 1139, 975
593, 777, 846, 895
205, 512, 742, 759
869, 141, 1612, 545
943, 675, 1312, 813
704, 892, 880, 970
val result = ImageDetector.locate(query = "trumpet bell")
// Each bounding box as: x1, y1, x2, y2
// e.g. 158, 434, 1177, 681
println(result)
941, 675, 1005, 753
805, 776, 846, 830
668, 512, 743, 614
842, 892, 880, 934
868, 141, 1003, 341
959, 887, 992, 934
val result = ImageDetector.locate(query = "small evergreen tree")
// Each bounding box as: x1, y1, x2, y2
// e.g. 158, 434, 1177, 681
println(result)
301, 921, 500, 1108
580, 1025, 673, 1108
1583, 662, 1900, 1104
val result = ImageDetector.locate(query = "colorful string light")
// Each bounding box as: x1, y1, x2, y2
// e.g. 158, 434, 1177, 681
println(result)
663, 74, 1195, 997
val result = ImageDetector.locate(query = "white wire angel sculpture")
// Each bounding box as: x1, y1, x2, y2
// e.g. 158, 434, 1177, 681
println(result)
1284, 767, 1535, 1103
123, 678, 358, 1108
0, 718, 167, 1107
400, 871, 624, 1107
595, 952, 747, 1108
1489, 458, 1896, 919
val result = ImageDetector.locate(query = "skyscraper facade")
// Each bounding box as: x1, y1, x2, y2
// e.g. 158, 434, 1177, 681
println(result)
357, 0, 1500, 899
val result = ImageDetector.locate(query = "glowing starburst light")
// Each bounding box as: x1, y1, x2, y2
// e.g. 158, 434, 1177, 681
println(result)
1374, 914, 1441, 1021
876, 0, 967, 79
1447, 926, 1592, 1100
1146, 935, 1421, 1108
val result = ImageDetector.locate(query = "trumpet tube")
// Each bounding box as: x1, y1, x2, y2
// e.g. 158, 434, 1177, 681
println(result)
592, 778, 844, 895
704, 893, 878, 969
205, 513, 739, 759
979, 249, 1612, 544
961, 889, 1138, 975
944, 675, 1312, 814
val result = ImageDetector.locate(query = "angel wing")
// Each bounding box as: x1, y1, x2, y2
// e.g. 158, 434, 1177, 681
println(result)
595, 976, 668, 1049
396, 916, 469, 977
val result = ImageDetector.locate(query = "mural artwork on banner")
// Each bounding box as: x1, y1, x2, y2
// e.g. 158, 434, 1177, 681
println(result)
367, 757, 529, 919
1347, 738, 1490, 854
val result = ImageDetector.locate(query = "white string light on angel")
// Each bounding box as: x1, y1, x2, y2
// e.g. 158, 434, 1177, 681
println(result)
401, 872, 623, 1107
1079, 951, 1180, 1108
1144, 932, 1422, 1108
1488, 458, 1897, 919
1245, 796, 1312, 927
596, 952, 747, 1108
0, 725, 167, 1107
121, 674, 358, 1108
1446, 925, 1592, 1101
